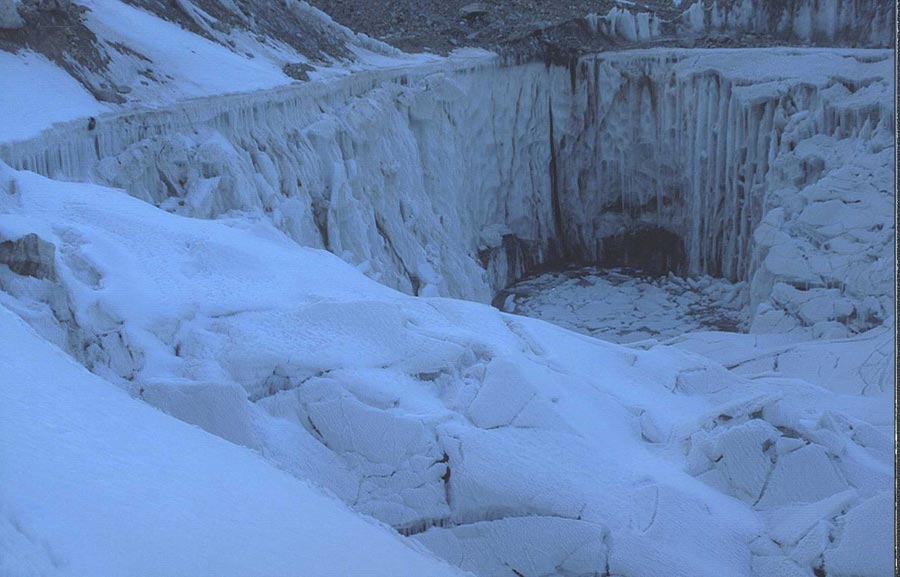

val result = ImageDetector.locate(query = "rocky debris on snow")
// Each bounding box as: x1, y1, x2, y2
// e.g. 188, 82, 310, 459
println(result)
308, 0, 679, 55
308, 0, 892, 56
0, 0, 403, 110
0, 0, 124, 103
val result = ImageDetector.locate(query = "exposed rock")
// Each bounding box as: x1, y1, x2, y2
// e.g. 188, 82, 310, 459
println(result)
0, 0, 23, 29
283, 62, 314, 81
459, 2, 490, 20
0, 233, 57, 280
29, 0, 72, 12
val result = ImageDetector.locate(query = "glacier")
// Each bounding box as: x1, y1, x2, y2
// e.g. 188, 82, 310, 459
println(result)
2, 47, 892, 335
0, 1, 895, 576
673, 0, 894, 47
1, 164, 892, 576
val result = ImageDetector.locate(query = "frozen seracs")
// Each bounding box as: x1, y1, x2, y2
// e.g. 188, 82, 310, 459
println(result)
588, 0, 894, 48
676, 0, 895, 47
585, 7, 662, 43
559, 49, 894, 338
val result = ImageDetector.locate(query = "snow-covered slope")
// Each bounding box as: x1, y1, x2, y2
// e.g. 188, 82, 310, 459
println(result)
0, 0, 430, 140
0, 160, 893, 577
0, 305, 469, 577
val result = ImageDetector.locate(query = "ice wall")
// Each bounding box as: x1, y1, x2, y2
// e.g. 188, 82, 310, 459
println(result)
1, 48, 893, 335
677, 0, 895, 47
558, 49, 895, 334
0, 54, 572, 301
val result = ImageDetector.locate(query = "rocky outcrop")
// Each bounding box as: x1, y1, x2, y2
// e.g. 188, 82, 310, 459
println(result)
0, 0, 23, 29
0, 233, 57, 280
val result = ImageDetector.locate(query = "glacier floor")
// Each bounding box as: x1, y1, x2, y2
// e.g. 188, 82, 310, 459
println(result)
503, 265, 893, 434
501, 267, 748, 343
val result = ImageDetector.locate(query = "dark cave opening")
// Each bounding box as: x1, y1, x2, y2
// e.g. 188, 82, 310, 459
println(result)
595, 225, 686, 277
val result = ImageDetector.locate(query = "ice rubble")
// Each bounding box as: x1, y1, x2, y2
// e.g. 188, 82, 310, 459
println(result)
0, 153, 893, 575
0, 306, 469, 577
504, 268, 747, 342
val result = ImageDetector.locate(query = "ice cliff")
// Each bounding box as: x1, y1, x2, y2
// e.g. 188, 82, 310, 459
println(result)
559, 49, 894, 337
1, 48, 893, 337
676, 0, 895, 47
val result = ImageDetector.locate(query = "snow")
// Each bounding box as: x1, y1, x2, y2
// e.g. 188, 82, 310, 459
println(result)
504, 268, 747, 342
0, 11, 895, 576
0, 160, 893, 576
0, 306, 468, 577
82, 0, 292, 102
0, 51, 109, 143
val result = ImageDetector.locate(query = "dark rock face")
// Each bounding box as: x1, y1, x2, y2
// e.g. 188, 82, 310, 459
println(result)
0, 233, 57, 281
283, 62, 315, 82
0, 0, 24, 29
